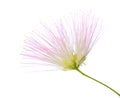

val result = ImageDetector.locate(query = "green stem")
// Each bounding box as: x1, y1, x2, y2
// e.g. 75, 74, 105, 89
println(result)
76, 68, 120, 97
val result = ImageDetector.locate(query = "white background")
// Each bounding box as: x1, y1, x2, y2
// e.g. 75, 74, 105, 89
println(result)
0, 0, 120, 98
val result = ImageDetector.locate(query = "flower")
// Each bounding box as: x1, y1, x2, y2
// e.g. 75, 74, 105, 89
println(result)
22, 11, 101, 70
22, 11, 120, 96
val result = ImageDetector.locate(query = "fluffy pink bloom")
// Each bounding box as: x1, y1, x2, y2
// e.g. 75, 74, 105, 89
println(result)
22, 11, 101, 70
22, 11, 120, 97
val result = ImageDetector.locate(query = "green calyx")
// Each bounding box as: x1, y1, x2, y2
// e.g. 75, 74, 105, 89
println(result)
62, 54, 86, 70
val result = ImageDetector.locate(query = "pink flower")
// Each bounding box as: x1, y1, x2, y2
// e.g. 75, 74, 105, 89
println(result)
22, 11, 101, 70
22, 11, 120, 96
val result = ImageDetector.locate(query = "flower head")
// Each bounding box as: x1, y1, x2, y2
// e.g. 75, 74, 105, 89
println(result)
22, 11, 101, 70
21, 11, 120, 97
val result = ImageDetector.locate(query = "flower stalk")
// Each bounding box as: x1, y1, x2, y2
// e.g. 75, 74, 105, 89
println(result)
76, 68, 120, 97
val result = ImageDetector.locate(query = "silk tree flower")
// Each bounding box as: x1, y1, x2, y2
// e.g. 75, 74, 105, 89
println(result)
22, 11, 120, 96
